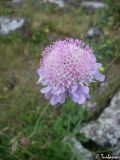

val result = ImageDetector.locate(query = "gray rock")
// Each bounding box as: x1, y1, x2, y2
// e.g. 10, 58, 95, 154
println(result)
64, 137, 93, 160
43, 0, 64, 7
0, 16, 25, 35
81, 1, 107, 9
71, 138, 93, 160
12, 0, 22, 3
80, 91, 120, 147
87, 27, 102, 38
113, 142, 120, 156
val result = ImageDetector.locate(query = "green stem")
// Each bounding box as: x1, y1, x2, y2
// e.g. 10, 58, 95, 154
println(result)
28, 103, 50, 139
67, 113, 71, 136
105, 53, 120, 72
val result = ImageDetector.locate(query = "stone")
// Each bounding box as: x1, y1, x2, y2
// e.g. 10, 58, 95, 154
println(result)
87, 27, 102, 38
12, 0, 22, 3
81, 1, 107, 9
80, 91, 120, 147
43, 0, 64, 7
0, 16, 25, 35
64, 137, 93, 160
71, 138, 94, 160
113, 142, 120, 156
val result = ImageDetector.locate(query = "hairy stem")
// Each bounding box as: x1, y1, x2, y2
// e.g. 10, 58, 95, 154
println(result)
28, 103, 50, 139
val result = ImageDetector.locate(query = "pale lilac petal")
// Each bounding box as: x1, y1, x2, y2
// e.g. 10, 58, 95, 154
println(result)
37, 69, 41, 76
96, 63, 102, 68
84, 93, 90, 99
93, 63, 102, 74
59, 92, 66, 104
72, 93, 86, 104
72, 95, 79, 103
78, 94, 86, 104
50, 95, 59, 105
95, 71, 105, 81
36, 77, 42, 84
45, 91, 52, 100
71, 84, 78, 92
79, 84, 89, 94
90, 102, 97, 109
51, 84, 65, 95
41, 80, 48, 86
79, 85, 90, 99
71, 84, 88, 97
41, 85, 52, 94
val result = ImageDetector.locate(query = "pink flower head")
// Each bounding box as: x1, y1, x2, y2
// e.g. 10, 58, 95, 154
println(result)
37, 38, 105, 105
20, 137, 28, 145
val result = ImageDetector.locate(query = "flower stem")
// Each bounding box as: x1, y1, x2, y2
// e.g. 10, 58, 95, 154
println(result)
28, 103, 50, 139
105, 53, 120, 72
67, 113, 71, 135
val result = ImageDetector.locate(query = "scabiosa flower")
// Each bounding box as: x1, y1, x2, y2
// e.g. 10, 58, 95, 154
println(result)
37, 38, 105, 105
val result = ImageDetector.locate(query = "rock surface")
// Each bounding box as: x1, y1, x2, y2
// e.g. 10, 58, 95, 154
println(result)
43, 0, 64, 7
81, 91, 120, 148
113, 142, 120, 156
12, 0, 22, 3
87, 27, 102, 38
0, 16, 25, 35
81, 1, 107, 9
70, 138, 93, 160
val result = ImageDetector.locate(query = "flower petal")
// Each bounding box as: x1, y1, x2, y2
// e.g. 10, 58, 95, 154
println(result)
45, 91, 52, 100
95, 71, 105, 81
41, 85, 52, 94
51, 84, 65, 95
79, 84, 89, 94
78, 94, 86, 104
36, 77, 42, 84
72, 93, 86, 104
59, 92, 66, 104
50, 95, 59, 105
37, 69, 41, 76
